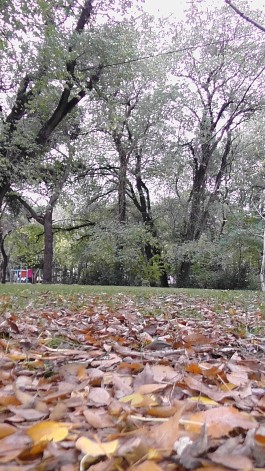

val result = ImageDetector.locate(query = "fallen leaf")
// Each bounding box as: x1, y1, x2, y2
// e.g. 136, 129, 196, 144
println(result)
8, 407, 48, 421
83, 409, 114, 428
0, 423, 17, 439
0, 432, 32, 463
150, 407, 185, 450
76, 436, 119, 456
146, 406, 180, 418
188, 396, 218, 406
120, 392, 158, 407
26, 420, 69, 443
136, 384, 168, 395
129, 461, 163, 470
183, 406, 257, 438
88, 387, 111, 406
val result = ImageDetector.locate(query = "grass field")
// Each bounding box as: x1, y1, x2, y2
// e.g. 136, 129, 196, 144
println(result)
0, 283, 265, 315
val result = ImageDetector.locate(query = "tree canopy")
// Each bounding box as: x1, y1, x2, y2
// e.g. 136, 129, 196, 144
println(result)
1, 0, 265, 289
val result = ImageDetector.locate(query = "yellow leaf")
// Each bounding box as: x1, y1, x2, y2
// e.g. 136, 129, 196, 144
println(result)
147, 448, 163, 460
120, 393, 145, 405
26, 420, 69, 443
220, 383, 237, 391
228, 308, 237, 316
131, 460, 163, 470
7, 353, 26, 361
76, 436, 119, 456
0, 423, 17, 439
188, 396, 218, 406
18, 440, 48, 459
120, 393, 157, 407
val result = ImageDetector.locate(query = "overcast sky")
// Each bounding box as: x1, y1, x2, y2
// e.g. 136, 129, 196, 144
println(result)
143, 0, 265, 17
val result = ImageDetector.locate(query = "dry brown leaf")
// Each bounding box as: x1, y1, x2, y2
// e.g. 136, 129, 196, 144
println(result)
176, 423, 209, 469
112, 372, 133, 396
184, 375, 238, 402
133, 364, 155, 389
184, 406, 257, 438
49, 402, 68, 421
83, 409, 114, 428
136, 384, 168, 395
186, 363, 202, 374
0, 432, 32, 463
146, 406, 180, 418
117, 362, 144, 372
117, 436, 152, 466
8, 407, 48, 421
150, 406, 185, 450
13, 385, 35, 407
88, 387, 111, 406
150, 364, 179, 382
0, 393, 20, 407
183, 333, 212, 345
226, 371, 249, 386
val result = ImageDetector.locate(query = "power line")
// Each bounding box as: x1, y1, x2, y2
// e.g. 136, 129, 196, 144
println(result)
79, 34, 263, 72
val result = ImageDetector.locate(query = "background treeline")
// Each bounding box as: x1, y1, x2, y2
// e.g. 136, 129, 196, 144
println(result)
1, 0, 265, 289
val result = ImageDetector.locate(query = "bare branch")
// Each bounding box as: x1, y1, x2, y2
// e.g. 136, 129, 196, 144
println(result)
225, 0, 265, 33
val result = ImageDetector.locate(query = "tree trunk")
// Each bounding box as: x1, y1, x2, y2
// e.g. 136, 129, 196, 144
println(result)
260, 227, 265, 292
178, 132, 232, 287
42, 210, 53, 284
129, 154, 169, 287
0, 232, 8, 284
118, 159, 127, 224
178, 257, 192, 287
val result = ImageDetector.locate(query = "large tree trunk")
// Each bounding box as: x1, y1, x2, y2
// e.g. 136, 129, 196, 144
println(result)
118, 158, 127, 224
42, 210, 53, 284
129, 153, 169, 287
177, 131, 232, 287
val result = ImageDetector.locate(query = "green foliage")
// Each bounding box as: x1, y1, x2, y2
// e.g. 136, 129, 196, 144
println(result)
7, 223, 44, 268
1, 0, 265, 289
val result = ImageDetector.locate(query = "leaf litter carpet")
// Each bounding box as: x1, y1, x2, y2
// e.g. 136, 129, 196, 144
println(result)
0, 291, 265, 470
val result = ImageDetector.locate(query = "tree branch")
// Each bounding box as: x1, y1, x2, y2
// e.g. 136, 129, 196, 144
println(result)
225, 0, 265, 33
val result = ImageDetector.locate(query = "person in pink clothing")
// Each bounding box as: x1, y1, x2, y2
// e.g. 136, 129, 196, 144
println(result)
28, 269, 33, 283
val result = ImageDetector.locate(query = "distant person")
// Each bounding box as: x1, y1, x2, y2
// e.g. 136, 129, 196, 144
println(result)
28, 269, 33, 283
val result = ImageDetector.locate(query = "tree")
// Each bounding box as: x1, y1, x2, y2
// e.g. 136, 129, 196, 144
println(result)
12, 150, 73, 283
78, 29, 172, 285
167, 3, 265, 285
0, 0, 139, 217
225, 0, 265, 33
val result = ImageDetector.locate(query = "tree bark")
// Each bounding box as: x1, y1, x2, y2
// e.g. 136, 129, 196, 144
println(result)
0, 231, 8, 284
118, 159, 127, 224
128, 153, 169, 287
178, 126, 232, 286
260, 227, 265, 291
43, 210, 53, 283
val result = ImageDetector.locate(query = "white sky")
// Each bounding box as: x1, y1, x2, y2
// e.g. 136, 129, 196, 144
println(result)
143, 0, 265, 17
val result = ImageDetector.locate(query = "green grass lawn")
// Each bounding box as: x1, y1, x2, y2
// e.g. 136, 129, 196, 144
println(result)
0, 283, 265, 312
